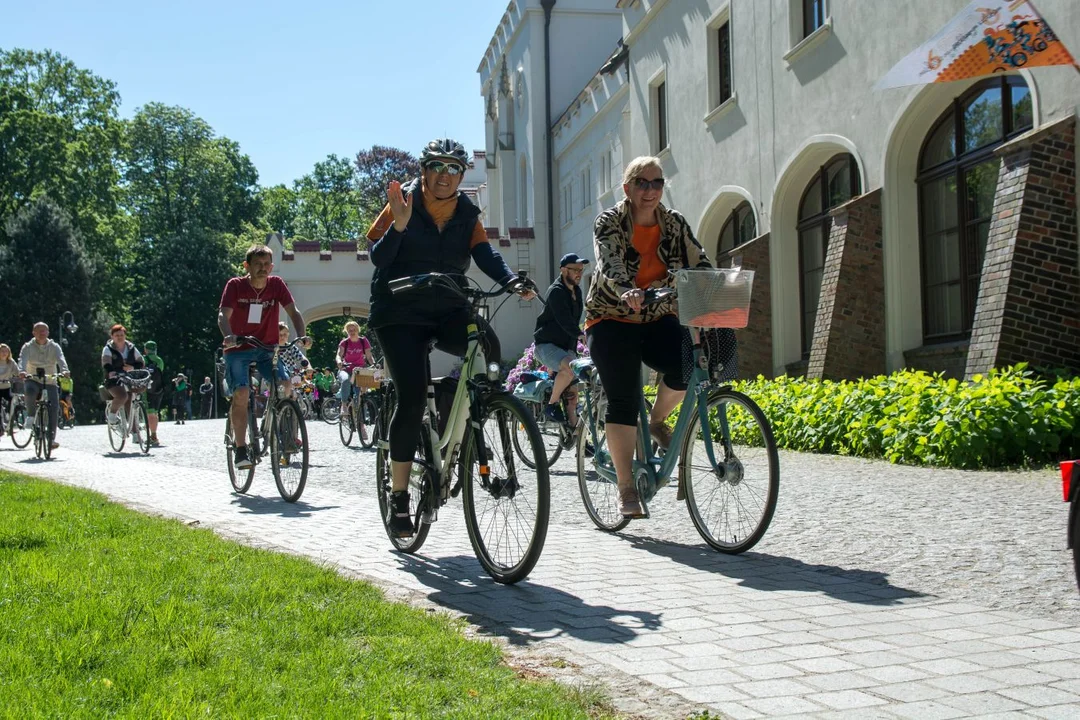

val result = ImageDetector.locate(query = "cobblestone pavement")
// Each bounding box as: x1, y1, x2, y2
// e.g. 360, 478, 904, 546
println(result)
3, 418, 1079, 719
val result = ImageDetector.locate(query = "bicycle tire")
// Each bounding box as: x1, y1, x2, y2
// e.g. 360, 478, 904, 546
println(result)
512, 400, 562, 469
34, 404, 49, 459
108, 407, 126, 452
577, 378, 629, 531
271, 399, 308, 503
358, 396, 378, 449
461, 392, 550, 584
136, 403, 151, 454
375, 385, 432, 552
681, 388, 779, 554
224, 413, 255, 494
9, 403, 32, 449
321, 397, 341, 423
338, 399, 354, 446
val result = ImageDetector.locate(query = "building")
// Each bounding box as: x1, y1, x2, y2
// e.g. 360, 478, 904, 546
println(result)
486, 0, 1080, 379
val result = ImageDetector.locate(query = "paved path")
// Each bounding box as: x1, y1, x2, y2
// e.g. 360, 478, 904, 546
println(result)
2, 419, 1079, 719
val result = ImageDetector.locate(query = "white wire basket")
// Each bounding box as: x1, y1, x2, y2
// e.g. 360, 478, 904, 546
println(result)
119, 369, 154, 391
674, 268, 755, 328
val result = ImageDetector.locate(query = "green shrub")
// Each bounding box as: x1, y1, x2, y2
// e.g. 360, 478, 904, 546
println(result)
650, 364, 1080, 469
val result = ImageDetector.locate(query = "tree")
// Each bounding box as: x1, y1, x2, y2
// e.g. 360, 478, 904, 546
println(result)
0, 197, 105, 417
259, 184, 298, 238
292, 154, 364, 244
354, 145, 421, 222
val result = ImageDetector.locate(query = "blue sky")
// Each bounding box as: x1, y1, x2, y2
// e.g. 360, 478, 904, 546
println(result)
1, 0, 509, 187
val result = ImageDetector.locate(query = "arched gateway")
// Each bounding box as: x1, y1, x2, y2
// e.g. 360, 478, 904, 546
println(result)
269, 234, 541, 375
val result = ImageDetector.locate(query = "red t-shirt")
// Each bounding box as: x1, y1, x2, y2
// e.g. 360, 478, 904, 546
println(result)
219, 275, 295, 353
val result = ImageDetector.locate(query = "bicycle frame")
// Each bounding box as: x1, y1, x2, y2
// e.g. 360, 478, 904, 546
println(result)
583, 337, 724, 503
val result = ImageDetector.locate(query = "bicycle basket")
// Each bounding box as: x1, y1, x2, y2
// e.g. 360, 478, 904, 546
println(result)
119, 369, 154, 391
674, 268, 755, 328
352, 367, 381, 390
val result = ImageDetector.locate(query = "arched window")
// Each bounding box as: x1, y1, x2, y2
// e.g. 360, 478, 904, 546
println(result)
798, 153, 861, 355
918, 76, 1032, 342
718, 201, 756, 255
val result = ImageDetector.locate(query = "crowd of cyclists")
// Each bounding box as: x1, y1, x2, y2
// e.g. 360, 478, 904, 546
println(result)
1, 137, 716, 538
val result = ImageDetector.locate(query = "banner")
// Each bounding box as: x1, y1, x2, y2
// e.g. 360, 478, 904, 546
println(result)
876, 0, 1076, 89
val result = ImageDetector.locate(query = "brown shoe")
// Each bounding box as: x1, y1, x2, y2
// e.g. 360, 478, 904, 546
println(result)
619, 487, 646, 518
649, 420, 673, 450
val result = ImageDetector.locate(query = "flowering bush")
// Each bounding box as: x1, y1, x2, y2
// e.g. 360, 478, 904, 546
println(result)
505, 340, 589, 392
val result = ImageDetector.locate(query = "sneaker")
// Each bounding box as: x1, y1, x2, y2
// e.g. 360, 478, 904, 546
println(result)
50, 440, 60, 450
543, 404, 566, 424
619, 487, 646, 518
106, 410, 119, 426
648, 420, 673, 451
150, 435, 160, 447
234, 446, 253, 469
388, 490, 414, 538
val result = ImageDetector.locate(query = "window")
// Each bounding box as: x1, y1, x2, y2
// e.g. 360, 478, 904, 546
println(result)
802, 0, 825, 39
580, 167, 592, 210
798, 153, 861, 355
654, 81, 668, 152
718, 201, 756, 255
518, 158, 528, 226
717, 22, 732, 105
600, 150, 612, 194
917, 76, 1032, 343
561, 184, 573, 226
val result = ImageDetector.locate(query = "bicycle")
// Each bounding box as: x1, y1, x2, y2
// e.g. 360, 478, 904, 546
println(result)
24, 369, 65, 460
106, 370, 153, 454
223, 336, 310, 503
374, 272, 550, 584
576, 269, 779, 553
321, 381, 342, 424
7, 390, 32, 449
296, 383, 317, 421
59, 394, 76, 429
339, 367, 379, 450
511, 367, 580, 469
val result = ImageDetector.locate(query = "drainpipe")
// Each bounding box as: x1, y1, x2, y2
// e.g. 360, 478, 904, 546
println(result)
541, 0, 556, 281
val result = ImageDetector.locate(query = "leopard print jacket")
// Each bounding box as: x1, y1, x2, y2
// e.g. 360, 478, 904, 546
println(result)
585, 198, 712, 325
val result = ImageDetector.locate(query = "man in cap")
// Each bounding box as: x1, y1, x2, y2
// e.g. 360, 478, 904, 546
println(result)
533, 252, 590, 430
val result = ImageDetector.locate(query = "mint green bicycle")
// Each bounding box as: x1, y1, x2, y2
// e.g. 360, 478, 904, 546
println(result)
576, 270, 779, 553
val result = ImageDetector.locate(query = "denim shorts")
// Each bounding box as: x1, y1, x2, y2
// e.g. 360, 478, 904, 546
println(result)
224, 348, 287, 396
534, 343, 575, 373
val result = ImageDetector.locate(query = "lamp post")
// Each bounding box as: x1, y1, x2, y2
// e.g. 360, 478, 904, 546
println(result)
58, 311, 78, 347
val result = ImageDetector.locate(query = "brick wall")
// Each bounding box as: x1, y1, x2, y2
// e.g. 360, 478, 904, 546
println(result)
719, 233, 772, 379
806, 189, 887, 380
966, 116, 1080, 377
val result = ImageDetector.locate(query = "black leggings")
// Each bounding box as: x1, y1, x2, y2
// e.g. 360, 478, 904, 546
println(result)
376, 312, 501, 463
586, 315, 686, 427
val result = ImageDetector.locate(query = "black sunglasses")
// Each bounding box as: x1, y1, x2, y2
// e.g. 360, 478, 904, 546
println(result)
424, 161, 464, 176
632, 177, 665, 191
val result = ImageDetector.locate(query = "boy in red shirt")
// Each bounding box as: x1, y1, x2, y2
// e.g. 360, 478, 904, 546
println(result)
218, 243, 310, 469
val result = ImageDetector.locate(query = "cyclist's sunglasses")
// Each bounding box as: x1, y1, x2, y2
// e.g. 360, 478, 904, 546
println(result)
423, 161, 464, 176
632, 177, 666, 191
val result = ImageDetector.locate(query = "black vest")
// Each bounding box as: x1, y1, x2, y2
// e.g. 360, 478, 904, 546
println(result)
369, 179, 482, 329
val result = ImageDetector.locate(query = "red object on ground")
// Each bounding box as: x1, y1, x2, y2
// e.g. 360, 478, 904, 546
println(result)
1062, 460, 1078, 502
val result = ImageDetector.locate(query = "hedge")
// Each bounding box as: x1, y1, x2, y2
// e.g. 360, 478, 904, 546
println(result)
653, 365, 1080, 470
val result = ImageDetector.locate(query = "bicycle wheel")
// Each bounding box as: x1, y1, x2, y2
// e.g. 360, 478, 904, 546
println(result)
108, 407, 126, 452
681, 388, 779, 554
461, 392, 550, 584
224, 413, 255, 494
512, 400, 562, 470
576, 377, 628, 531
358, 396, 378, 449
338, 399, 354, 446
42, 408, 52, 460
9, 403, 32, 449
375, 387, 432, 552
136, 403, 151, 454
322, 397, 341, 423
271, 399, 309, 503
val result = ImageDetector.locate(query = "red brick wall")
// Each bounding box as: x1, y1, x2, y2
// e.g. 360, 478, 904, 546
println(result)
966, 117, 1079, 376
807, 190, 887, 380
719, 233, 772, 379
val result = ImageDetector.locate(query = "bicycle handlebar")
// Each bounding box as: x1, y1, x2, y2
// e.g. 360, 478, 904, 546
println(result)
388, 271, 538, 302
231, 336, 309, 352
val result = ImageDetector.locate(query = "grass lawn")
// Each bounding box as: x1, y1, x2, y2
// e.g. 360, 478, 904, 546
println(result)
0, 471, 614, 718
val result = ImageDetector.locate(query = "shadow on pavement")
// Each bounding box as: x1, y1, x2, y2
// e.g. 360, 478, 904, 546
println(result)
230, 493, 339, 517
624, 535, 926, 605
394, 553, 662, 646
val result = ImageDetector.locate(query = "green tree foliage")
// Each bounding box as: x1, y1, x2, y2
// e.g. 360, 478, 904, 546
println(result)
258, 184, 298, 238
354, 145, 421, 229
292, 154, 364, 245
0, 197, 105, 416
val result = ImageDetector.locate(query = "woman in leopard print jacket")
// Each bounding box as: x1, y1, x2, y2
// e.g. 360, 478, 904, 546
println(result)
585, 156, 712, 518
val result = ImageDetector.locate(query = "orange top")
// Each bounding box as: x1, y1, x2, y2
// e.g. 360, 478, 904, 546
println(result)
366, 177, 487, 248
584, 223, 668, 330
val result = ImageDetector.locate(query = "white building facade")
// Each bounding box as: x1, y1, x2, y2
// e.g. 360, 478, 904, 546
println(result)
489, 0, 1080, 379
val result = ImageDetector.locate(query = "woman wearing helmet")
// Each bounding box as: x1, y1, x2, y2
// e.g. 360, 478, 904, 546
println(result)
366, 137, 534, 538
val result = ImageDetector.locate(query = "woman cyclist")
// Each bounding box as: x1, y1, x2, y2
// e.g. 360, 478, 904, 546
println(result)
102, 324, 147, 439
365, 137, 534, 538
335, 320, 376, 403
0, 343, 19, 425
586, 156, 713, 518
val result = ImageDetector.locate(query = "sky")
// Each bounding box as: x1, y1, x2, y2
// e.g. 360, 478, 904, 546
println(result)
0, 0, 510, 187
